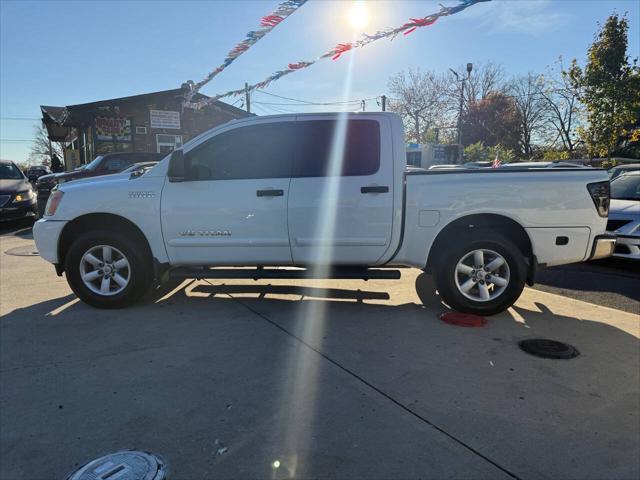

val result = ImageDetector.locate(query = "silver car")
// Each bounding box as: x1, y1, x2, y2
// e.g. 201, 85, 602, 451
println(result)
607, 170, 640, 261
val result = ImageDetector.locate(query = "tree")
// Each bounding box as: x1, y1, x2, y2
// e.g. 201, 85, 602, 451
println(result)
28, 125, 63, 166
509, 73, 548, 157
388, 68, 447, 143
460, 92, 522, 152
537, 59, 583, 155
464, 61, 506, 104
568, 13, 640, 157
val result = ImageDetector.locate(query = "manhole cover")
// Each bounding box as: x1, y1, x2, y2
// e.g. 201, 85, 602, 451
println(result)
518, 339, 580, 359
67, 450, 167, 480
4, 245, 39, 256
440, 312, 487, 327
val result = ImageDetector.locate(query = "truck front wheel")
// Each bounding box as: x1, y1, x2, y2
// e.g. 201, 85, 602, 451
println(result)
64, 230, 153, 308
433, 232, 527, 316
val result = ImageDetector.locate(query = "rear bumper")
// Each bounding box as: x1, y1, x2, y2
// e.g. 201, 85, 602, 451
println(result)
589, 234, 616, 260
33, 218, 67, 264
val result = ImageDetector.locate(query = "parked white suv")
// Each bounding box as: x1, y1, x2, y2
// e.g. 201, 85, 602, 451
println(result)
33, 113, 615, 315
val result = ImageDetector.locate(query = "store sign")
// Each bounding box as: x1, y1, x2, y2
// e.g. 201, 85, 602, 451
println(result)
95, 117, 132, 142
150, 110, 181, 130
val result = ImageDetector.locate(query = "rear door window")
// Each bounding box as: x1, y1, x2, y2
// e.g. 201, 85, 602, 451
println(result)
186, 122, 296, 181
293, 120, 380, 177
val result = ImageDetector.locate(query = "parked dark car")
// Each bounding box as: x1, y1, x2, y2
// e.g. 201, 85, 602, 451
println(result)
26, 165, 52, 183
36, 152, 164, 198
608, 163, 640, 180
0, 160, 38, 222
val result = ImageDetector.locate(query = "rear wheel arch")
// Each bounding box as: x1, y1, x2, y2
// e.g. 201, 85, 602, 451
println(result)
58, 213, 153, 270
425, 214, 533, 272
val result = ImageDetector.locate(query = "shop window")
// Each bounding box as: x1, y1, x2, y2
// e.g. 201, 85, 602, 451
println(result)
156, 134, 182, 154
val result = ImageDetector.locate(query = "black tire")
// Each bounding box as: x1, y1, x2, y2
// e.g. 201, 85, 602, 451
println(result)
64, 230, 153, 308
432, 231, 527, 316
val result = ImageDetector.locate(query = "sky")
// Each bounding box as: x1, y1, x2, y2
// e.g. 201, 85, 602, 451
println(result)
1, 0, 639, 163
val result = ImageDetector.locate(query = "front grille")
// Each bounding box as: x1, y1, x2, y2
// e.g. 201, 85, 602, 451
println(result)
0, 195, 10, 207
607, 219, 632, 231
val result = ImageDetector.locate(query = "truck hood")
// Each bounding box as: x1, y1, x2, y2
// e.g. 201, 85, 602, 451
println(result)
58, 173, 131, 191
0, 178, 30, 193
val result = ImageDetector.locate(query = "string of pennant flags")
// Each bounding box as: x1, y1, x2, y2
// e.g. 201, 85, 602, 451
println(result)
184, 0, 309, 105
184, 0, 490, 110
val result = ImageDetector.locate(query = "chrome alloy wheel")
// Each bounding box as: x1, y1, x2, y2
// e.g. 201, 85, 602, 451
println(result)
454, 248, 510, 302
80, 245, 131, 296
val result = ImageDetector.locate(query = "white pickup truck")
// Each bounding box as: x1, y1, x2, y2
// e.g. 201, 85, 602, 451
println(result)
33, 113, 615, 315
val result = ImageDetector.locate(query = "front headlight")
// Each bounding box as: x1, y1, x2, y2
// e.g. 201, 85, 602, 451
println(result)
44, 190, 64, 216
12, 190, 35, 203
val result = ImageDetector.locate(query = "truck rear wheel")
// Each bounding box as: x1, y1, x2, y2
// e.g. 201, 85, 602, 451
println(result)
433, 232, 527, 316
64, 230, 152, 309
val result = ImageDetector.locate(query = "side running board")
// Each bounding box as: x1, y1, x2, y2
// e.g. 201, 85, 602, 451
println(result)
169, 267, 402, 281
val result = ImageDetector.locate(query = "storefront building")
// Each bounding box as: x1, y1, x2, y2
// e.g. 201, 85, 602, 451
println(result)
41, 85, 250, 169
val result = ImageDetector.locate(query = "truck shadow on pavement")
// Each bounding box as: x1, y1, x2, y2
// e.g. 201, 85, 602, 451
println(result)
1, 280, 638, 480
0, 222, 33, 239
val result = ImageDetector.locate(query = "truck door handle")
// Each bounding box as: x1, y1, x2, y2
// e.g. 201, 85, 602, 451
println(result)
361, 185, 389, 194
256, 189, 284, 197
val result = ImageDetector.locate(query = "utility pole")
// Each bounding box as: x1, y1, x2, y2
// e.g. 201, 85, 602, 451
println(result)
456, 80, 464, 149
244, 83, 251, 113
381, 95, 386, 112
450, 63, 473, 163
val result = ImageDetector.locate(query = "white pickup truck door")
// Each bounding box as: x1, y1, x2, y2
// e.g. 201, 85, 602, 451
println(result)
287, 116, 395, 265
161, 121, 295, 266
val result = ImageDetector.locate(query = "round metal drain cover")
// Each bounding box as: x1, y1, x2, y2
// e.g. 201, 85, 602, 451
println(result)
4, 245, 39, 256
67, 450, 166, 480
518, 339, 579, 359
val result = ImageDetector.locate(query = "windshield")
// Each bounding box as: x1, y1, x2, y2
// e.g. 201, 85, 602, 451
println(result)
84, 156, 104, 171
611, 174, 640, 201
0, 163, 24, 180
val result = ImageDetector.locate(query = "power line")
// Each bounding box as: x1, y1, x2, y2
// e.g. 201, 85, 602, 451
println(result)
253, 103, 299, 114
0, 116, 40, 121
253, 100, 360, 107
255, 90, 380, 106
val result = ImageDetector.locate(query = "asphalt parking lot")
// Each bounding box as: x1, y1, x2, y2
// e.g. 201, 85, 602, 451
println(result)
1, 223, 639, 480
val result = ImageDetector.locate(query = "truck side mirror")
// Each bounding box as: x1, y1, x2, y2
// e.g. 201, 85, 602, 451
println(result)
168, 149, 186, 182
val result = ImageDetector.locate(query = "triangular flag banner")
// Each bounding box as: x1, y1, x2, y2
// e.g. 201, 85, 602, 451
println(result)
185, 0, 490, 110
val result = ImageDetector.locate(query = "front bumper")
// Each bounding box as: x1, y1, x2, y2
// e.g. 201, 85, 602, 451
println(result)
611, 234, 640, 261
589, 234, 616, 260
33, 218, 67, 264
0, 201, 37, 222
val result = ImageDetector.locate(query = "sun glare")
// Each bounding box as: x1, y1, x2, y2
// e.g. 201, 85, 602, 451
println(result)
348, 1, 371, 30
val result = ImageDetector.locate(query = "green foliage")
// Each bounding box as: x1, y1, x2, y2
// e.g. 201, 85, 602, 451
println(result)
600, 158, 620, 169
542, 150, 571, 161
568, 13, 640, 157
463, 142, 488, 162
463, 142, 516, 163
487, 144, 516, 163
